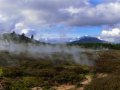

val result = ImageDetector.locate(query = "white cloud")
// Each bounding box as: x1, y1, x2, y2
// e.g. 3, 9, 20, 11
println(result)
15, 23, 25, 30
14, 22, 30, 34
21, 29, 29, 34
100, 28, 120, 43
63, 6, 81, 15
62, 2, 120, 26
102, 28, 120, 37
1, 0, 120, 28
0, 14, 8, 22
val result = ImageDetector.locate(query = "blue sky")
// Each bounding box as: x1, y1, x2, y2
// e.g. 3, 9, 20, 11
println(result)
90, 0, 102, 5
36, 25, 102, 39
0, 0, 120, 42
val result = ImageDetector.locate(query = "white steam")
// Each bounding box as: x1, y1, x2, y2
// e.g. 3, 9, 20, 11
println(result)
0, 37, 96, 66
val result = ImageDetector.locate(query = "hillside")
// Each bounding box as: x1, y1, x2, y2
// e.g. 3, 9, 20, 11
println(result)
68, 36, 120, 50
0, 32, 45, 44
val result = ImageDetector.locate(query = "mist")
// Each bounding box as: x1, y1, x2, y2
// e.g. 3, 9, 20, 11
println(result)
0, 37, 97, 66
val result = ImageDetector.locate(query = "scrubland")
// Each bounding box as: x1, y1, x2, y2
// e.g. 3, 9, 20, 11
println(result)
0, 48, 120, 90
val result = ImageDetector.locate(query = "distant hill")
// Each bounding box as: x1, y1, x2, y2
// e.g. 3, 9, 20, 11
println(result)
69, 36, 107, 44
68, 36, 120, 50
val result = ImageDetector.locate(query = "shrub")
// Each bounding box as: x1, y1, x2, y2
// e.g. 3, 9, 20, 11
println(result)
2, 67, 24, 77
53, 70, 84, 84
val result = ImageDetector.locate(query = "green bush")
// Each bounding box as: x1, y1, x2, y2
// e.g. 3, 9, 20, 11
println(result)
2, 67, 24, 77
53, 70, 84, 84
4, 77, 43, 90
4, 78, 29, 90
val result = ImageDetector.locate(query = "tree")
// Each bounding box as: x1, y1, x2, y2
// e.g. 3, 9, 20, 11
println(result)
21, 33, 25, 40
10, 31, 16, 35
31, 35, 34, 40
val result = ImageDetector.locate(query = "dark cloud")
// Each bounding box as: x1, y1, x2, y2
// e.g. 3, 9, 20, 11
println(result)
0, 0, 120, 28
0, 0, 120, 42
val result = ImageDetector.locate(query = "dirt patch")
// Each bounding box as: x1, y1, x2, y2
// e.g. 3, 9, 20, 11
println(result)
77, 76, 92, 90
54, 84, 75, 90
55, 76, 92, 90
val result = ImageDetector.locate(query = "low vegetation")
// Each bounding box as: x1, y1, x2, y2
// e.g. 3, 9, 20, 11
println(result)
85, 50, 120, 90
0, 49, 120, 90
0, 51, 91, 90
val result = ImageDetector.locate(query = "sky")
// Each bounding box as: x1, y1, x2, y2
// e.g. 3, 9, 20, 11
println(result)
0, 0, 120, 43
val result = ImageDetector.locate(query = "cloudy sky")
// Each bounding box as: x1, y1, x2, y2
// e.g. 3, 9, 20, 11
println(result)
0, 0, 120, 43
